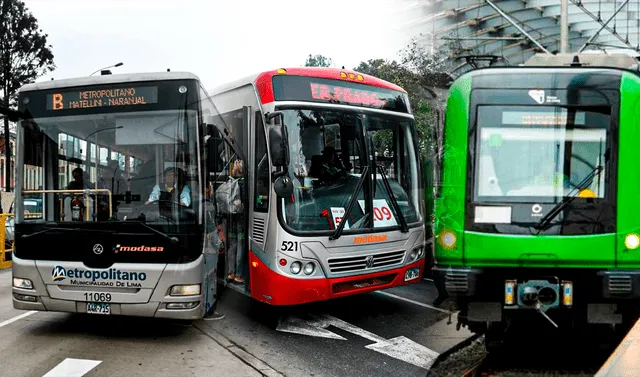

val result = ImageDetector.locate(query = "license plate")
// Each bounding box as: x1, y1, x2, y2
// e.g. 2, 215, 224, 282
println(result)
87, 302, 110, 315
404, 267, 420, 282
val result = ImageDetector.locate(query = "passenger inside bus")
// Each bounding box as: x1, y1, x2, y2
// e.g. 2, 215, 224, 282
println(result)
308, 146, 348, 184
129, 148, 157, 196
99, 160, 127, 195
146, 167, 192, 207
226, 159, 246, 284
66, 167, 93, 190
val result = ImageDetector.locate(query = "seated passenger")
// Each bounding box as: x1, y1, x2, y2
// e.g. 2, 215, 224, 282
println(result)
146, 167, 191, 207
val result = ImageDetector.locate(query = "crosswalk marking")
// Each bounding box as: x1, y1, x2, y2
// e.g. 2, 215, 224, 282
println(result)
43, 358, 102, 377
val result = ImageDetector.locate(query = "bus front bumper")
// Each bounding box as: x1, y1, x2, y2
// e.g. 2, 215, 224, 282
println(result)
249, 251, 424, 306
12, 293, 206, 320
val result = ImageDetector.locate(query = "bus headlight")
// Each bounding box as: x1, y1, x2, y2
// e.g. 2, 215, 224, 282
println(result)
290, 261, 302, 274
13, 277, 33, 290
303, 262, 315, 275
409, 247, 424, 261
170, 284, 201, 296
625, 234, 640, 250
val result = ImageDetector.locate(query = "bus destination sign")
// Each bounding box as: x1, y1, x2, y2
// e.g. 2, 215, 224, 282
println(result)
310, 82, 387, 108
46, 86, 159, 111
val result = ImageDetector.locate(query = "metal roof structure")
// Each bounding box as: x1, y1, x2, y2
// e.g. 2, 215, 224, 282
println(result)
400, 0, 640, 76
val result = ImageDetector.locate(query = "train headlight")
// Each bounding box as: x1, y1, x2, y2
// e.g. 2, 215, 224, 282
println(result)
625, 234, 640, 250
303, 262, 315, 275
290, 261, 302, 274
438, 230, 457, 250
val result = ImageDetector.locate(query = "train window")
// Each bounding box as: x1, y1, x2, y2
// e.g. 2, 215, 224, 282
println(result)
475, 105, 610, 202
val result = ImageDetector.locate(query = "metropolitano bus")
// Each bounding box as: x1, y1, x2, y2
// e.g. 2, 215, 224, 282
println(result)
206, 67, 426, 305
11, 71, 231, 319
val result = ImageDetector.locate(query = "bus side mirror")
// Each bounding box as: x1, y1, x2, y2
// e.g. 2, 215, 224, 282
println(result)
266, 112, 289, 168
268, 125, 289, 168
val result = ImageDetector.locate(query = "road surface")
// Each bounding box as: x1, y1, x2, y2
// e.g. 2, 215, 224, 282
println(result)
0, 268, 473, 377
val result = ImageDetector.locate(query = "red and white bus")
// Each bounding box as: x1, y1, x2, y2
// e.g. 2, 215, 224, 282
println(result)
206, 67, 426, 305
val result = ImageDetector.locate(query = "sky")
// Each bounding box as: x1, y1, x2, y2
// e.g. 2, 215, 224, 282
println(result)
22, 0, 429, 91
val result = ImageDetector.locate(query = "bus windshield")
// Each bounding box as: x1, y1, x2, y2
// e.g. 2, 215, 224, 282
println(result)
279, 107, 421, 233
18, 81, 201, 225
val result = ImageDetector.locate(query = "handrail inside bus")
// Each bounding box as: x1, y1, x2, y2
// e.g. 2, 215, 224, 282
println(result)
22, 189, 113, 220
595, 318, 640, 377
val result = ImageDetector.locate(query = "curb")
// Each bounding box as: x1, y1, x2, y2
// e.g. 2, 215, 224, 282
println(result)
194, 320, 285, 377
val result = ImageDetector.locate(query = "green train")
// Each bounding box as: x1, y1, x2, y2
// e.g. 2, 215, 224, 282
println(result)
432, 52, 640, 350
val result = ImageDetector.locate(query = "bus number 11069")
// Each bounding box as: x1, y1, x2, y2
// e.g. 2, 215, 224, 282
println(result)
84, 292, 112, 302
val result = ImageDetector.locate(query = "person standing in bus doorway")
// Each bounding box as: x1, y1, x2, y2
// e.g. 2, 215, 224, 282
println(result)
227, 159, 246, 284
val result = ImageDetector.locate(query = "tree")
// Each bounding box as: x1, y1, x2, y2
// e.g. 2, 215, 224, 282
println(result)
353, 38, 454, 160
304, 54, 333, 67
0, 0, 55, 191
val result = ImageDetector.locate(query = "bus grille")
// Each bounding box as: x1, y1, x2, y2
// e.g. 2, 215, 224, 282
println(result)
252, 217, 265, 244
327, 250, 405, 274
332, 273, 396, 294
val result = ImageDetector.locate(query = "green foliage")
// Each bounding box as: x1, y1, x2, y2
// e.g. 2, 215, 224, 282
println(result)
304, 54, 333, 68
0, 0, 55, 108
0, 0, 55, 191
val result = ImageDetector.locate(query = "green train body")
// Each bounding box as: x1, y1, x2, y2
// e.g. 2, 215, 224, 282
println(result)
432, 53, 640, 347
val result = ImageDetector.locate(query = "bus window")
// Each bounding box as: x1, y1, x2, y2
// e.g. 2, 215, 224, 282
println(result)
254, 111, 269, 212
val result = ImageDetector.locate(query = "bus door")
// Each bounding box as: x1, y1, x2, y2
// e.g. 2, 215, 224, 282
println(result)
205, 106, 250, 295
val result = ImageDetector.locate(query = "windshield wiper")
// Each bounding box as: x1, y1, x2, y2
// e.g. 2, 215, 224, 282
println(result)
330, 165, 369, 241
120, 220, 179, 244
376, 165, 409, 233
535, 165, 603, 232
21, 227, 114, 240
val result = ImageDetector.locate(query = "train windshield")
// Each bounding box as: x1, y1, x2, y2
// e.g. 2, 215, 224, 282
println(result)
18, 80, 201, 225
279, 107, 421, 233
475, 105, 610, 203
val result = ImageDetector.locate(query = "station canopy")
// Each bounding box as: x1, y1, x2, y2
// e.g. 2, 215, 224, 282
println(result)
400, 0, 640, 77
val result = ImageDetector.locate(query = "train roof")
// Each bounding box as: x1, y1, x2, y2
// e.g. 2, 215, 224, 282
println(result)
522, 53, 640, 70
19, 71, 202, 93
207, 67, 407, 97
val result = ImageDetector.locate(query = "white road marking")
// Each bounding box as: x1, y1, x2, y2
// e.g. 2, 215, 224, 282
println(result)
423, 278, 434, 282
43, 358, 101, 377
0, 311, 36, 328
277, 313, 440, 370
374, 290, 454, 314
366, 335, 440, 370
276, 315, 347, 340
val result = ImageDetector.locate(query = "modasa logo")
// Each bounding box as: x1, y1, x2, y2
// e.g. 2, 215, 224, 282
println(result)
353, 234, 388, 244
113, 244, 164, 253
51, 266, 147, 283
